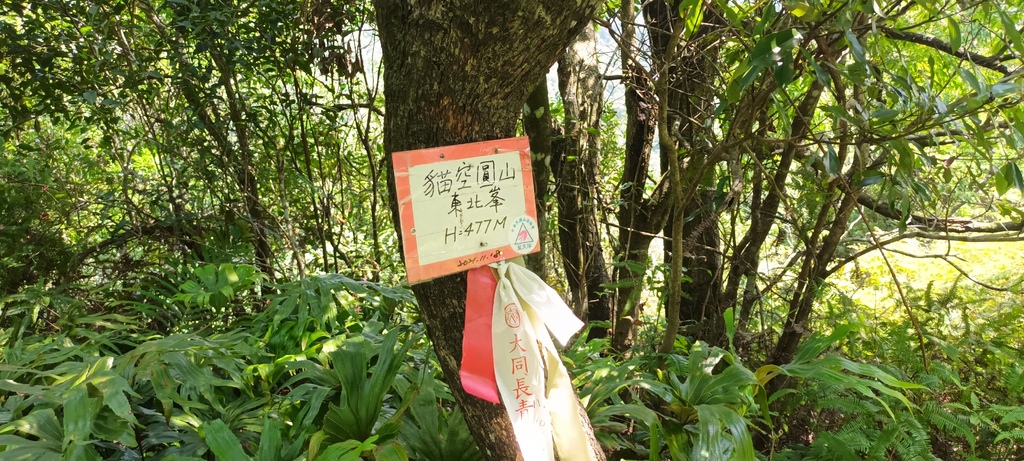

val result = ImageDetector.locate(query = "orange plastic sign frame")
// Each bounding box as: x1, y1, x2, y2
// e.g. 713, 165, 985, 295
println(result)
393, 137, 538, 284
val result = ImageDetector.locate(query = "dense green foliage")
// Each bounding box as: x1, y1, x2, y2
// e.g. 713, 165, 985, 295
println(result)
3, 0, 1024, 459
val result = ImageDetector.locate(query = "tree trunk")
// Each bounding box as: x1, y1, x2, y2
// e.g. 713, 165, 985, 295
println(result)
522, 79, 554, 281
555, 23, 613, 338
678, 189, 725, 344
611, 0, 666, 351
645, 0, 726, 347
372, 1, 603, 459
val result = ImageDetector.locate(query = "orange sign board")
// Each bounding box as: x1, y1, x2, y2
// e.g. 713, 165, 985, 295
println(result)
393, 137, 539, 284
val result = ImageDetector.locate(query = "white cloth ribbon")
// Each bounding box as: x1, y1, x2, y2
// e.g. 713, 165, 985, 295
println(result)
490, 261, 595, 461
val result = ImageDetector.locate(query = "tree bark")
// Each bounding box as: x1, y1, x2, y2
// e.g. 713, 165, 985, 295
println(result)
555, 23, 613, 338
523, 79, 554, 280
372, 1, 603, 459
611, 0, 662, 351
645, 0, 727, 347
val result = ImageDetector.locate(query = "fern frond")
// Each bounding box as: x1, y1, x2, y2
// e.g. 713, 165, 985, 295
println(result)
808, 432, 863, 461
1004, 366, 1024, 394
921, 401, 976, 451
831, 423, 873, 453
996, 405, 1024, 425
816, 395, 878, 416
893, 414, 930, 460
868, 424, 899, 459
994, 428, 1024, 443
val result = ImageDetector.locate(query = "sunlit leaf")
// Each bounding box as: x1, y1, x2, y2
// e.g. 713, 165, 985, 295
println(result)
947, 17, 962, 51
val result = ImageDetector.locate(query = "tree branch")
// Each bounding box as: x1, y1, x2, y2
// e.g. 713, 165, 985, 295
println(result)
879, 27, 1012, 75
857, 193, 1024, 233
827, 230, 1024, 276
882, 248, 1018, 291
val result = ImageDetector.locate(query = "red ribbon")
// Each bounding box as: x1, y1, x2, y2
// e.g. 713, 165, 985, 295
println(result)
460, 266, 500, 403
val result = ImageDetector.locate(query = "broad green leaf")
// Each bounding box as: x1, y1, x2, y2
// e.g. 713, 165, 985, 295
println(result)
199, 419, 249, 461
314, 437, 378, 461
678, 0, 705, 38
0, 380, 47, 396
693, 404, 754, 460
774, 57, 796, 86
373, 442, 410, 461
0, 435, 62, 460
91, 373, 140, 425
63, 386, 93, 447
7, 409, 62, 442
786, 1, 814, 19
257, 418, 283, 461
896, 142, 915, 173
715, 0, 742, 27
728, 29, 803, 103
649, 421, 661, 461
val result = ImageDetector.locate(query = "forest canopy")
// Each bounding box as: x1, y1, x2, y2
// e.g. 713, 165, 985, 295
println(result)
2, 0, 1024, 459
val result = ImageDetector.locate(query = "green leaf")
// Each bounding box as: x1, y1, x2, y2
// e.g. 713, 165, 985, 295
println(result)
82, 91, 97, 104
0, 435, 62, 460
990, 81, 1021, 98
996, 167, 1012, 195
791, 324, 854, 364
870, 108, 900, 123
999, 162, 1024, 195
91, 373, 140, 425
693, 403, 755, 460
63, 386, 93, 448
728, 29, 803, 103
774, 57, 796, 86
373, 442, 410, 461
804, 51, 832, 87
723, 307, 735, 348
947, 18, 961, 52
7, 409, 63, 442
786, 1, 814, 19
314, 437, 378, 461
823, 148, 840, 176
845, 30, 866, 63
997, 10, 1024, 58
257, 418, 283, 461
199, 419, 249, 461
854, 170, 886, 187
958, 67, 982, 93
678, 0, 705, 38
649, 421, 661, 461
